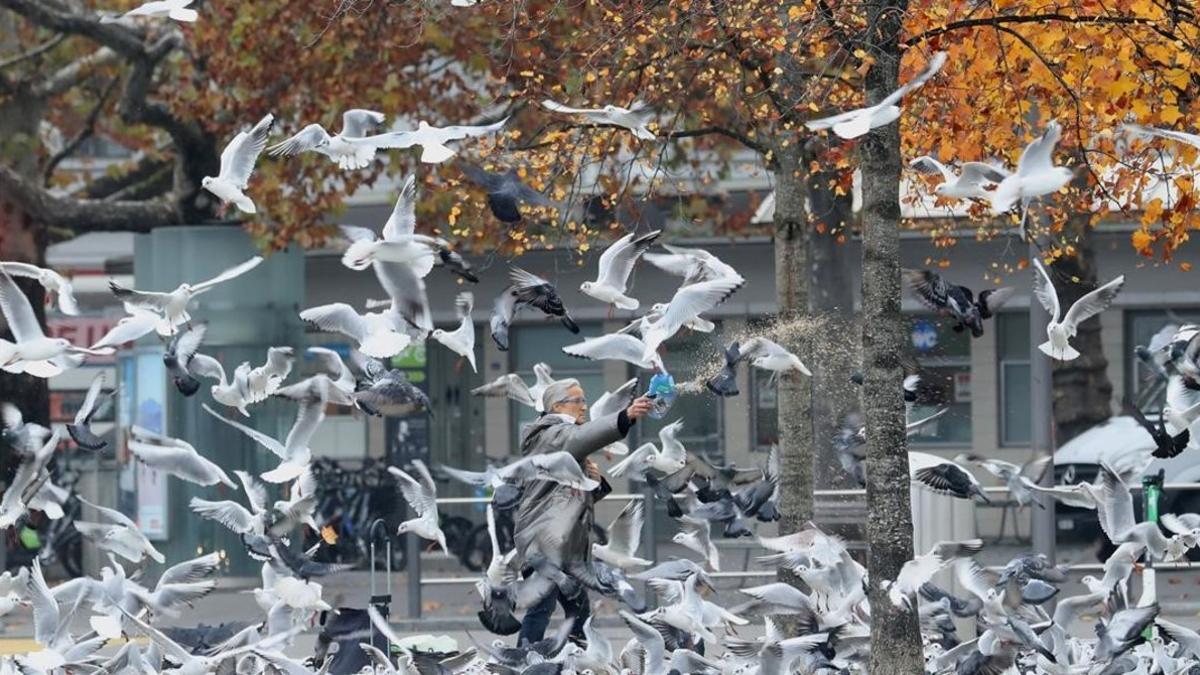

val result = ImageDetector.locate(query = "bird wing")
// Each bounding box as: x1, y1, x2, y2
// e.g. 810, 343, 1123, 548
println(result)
1062, 275, 1125, 331
388, 465, 436, 517
618, 611, 665, 670
158, 552, 221, 588
218, 114, 274, 188
305, 347, 347, 380
592, 378, 638, 419
236, 469, 268, 512
1097, 462, 1137, 541
266, 124, 330, 157
0, 270, 45, 342
877, 51, 947, 110
1031, 259, 1061, 323
202, 403, 286, 458
188, 353, 226, 383
908, 155, 955, 183
283, 396, 327, 457
606, 500, 645, 557
431, 116, 509, 141
902, 269, 950, 314
1124, 123, 1200, 151
596, 230, 661, 292
1161, 513, 1196, 536
171, 322, 208, 368
454, 290, 474, 321
1016, 120, 1063, 177
192, 256, 264, 293
189, 498, 255, 533
642, 252, 695, 279
78, 496, 137, 529
959, 161, 1011, 184
74, 371, 106, 425
438, 464, 489, 486
27, 561, 59, 647
458, 161, 503, 190
298, 303, 369, 344
89, 309, 160, 350
382, 174, 417, 239
609, 443, 657, 477
657, 276, 744, 335
508, 266, 551, 290
374, 260, 432, 334
540, 99, 604, 115
339, 109, 385, 138
563, 334, 649, 365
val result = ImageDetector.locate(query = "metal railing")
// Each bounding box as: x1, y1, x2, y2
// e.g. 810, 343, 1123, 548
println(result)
397, 478, 1200, 618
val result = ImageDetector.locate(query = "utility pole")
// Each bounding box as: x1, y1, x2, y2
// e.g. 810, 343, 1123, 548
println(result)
1029, 242, 1056, 563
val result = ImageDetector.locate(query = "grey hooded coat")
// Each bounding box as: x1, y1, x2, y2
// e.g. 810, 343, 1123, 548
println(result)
513, 411, 630, 567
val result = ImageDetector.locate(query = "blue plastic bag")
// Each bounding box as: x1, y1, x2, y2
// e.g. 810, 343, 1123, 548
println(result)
645, 371, 677, 419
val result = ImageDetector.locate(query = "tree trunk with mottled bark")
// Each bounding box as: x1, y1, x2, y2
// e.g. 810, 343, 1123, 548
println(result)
774, 142, 813, 534
1050, 223, 1113, 444
805, 139, 860, 520
859, 0, 925, 671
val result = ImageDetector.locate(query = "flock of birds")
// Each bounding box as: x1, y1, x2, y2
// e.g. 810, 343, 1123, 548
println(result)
6, 1, 1200, 674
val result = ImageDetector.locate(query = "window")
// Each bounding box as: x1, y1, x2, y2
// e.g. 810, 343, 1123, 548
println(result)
751, 367, 777, 453
906, 315, 971, 445
1126, 309, 1200, 409
510, 323, 606, 450
632, 326, 725, 462
998, 313, 1031, 445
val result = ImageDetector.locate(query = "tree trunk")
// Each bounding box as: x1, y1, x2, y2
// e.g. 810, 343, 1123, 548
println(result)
772, 143, 815, 637
805, 138, 860, 525
1050, 223, 1113, 444
858, 0, 925, 671
774, 142, 813, 532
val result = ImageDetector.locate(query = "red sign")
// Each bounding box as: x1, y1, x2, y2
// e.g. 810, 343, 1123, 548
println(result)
47, 316, 124, 363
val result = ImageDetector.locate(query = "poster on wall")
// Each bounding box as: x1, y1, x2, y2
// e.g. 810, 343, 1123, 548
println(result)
134, 351, 169, 540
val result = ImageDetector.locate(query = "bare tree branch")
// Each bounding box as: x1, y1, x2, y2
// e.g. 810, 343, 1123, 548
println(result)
42, 77, 118, 185
31, 46, 118, 98
0, 0, 148, 58
905, 12, 1183, 49
77, 154, 171, 199
0, 33, 65, 71
0, 161, 177, 231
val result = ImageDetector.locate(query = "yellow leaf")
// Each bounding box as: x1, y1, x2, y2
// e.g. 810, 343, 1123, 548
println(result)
787, 6, 802, 20
1162, 105, 1184, 125
321, 526, 338, 544
1132, 229, 1153, 252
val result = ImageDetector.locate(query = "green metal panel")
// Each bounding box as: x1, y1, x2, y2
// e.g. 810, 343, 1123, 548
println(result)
126, 226, 304, 575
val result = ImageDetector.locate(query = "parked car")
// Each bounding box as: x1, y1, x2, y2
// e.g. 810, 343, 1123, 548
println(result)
1054, 415, 1200, 541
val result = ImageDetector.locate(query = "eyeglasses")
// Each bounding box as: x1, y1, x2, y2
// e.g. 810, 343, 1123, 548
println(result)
556, 397, 587, 405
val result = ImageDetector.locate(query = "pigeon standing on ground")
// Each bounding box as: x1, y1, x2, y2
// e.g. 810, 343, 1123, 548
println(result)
200, 114, 275, 214
903, 269, 1014, 338
1032, 258, 1125, 361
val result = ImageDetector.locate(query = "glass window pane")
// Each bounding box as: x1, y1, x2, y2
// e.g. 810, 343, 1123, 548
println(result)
634, 326, 725, 462
753, 369, 777, 452
1002, 363, 1031, 444
997, 312, 1030, 360
906, 315, 971, 445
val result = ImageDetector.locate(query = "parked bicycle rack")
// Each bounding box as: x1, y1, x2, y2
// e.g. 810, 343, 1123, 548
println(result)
397, 480, 1200, 618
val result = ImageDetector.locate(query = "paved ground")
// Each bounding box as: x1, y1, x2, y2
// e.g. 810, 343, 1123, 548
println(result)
4, 539, 1200, 659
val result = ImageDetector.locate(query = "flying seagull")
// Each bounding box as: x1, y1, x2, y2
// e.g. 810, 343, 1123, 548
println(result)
390, 459, 449, 555
989, 120, 1075, 216
580, 229, 662, 310
541, 99, 657, 140
366, 116, 509, 163
1032, 257, 1125, 361
201, 113, 274, 214
127, 425, 236, 488
267, 109, 386, 170
805, 52, 947, 139
0, 270, 111, 378
908, 156, 1011, 201
0, 262, 79, 315
99, 0, 197, 22
490, 267, 579, 350
431, 292, 477, 372
108, 255, 264, 336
